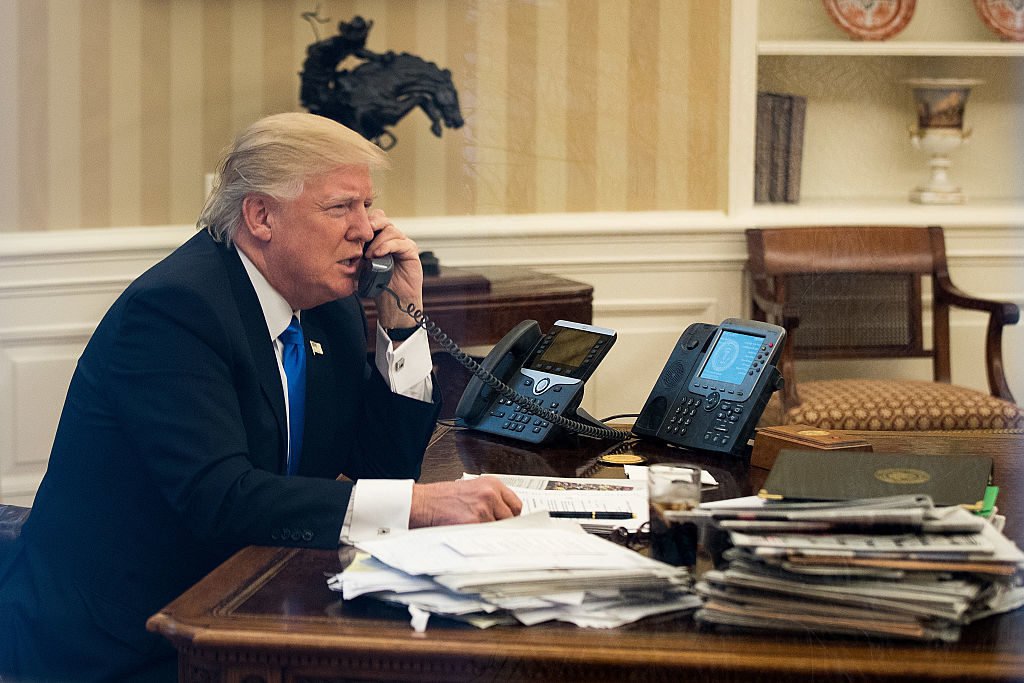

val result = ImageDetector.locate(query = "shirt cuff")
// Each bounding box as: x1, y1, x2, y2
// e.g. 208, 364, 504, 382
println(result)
340, 479, 414, 544
375, 323, 434, 401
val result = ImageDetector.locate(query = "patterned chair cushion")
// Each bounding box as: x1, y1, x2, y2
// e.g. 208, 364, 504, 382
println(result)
760, 379, 1024, 431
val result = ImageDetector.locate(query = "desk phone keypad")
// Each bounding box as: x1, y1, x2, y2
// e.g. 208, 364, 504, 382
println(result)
705, 401, 745, 448
662, 397, 746, 451
663, 397, 700, 438
475, 373, 583, 444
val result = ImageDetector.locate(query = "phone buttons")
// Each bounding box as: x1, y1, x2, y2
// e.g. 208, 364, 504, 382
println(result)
534, 377, 551, 393
703, 391, 721, 411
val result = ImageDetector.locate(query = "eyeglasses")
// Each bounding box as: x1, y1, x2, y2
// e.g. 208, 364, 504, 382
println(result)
607, 522, 651, 551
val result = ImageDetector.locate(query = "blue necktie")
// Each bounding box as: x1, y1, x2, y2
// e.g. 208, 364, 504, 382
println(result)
279, 316, 306, 476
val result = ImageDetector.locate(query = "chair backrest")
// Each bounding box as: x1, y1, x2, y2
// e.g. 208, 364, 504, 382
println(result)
745, 226, 951, 403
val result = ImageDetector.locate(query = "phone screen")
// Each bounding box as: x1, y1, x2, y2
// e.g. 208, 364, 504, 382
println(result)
698, 330, 763, 386
527, 328, 600, 372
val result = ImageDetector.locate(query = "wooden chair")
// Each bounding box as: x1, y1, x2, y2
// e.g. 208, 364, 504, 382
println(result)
745, 226, 1023, 431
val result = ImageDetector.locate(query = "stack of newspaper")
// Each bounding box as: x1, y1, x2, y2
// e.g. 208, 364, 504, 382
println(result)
693, 495, 1024, 641
328, 512, 699, 630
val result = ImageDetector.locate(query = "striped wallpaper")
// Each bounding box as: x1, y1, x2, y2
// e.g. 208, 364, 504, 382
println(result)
1, 0, 730, 232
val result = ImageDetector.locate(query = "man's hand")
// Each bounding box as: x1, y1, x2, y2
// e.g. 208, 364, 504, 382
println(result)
364, 209, 424, 331
409, 478, 523, 528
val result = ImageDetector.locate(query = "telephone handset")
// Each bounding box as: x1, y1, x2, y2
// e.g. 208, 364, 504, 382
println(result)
357, 253, 395, 299
632, 318, 785, 455
454, 320, 619, 444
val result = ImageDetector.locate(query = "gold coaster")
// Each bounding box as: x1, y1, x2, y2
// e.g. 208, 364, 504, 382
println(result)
598, 453, 647, 466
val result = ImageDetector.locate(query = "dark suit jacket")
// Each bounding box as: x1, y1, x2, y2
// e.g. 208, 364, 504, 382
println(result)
0, 231, 441, 681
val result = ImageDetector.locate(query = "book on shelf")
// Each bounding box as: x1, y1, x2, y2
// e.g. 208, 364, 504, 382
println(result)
753, 91, 807, 205
754, 93, 773, 203
769, 93, 791, 203
785, 95, 806, 203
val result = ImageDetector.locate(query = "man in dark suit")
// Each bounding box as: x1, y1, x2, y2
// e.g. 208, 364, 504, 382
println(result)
0, 113, 521, 681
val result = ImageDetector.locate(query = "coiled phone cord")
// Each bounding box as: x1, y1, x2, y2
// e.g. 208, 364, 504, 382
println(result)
385, 288, 631, 441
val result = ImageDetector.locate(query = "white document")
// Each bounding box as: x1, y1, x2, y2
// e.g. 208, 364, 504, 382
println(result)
624, 465, 719, 487
356, 513, 663, 576
465, 473, 648, 532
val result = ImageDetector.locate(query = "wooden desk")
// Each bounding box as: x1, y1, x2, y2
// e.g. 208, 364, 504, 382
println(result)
149, 427, 1024, 682
361, 266, 593, 416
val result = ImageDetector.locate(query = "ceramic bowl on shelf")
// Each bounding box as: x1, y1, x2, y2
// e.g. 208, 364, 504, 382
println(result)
822, 0, 916, 41
973, 0, 1024, 42
905, 78, 982, 130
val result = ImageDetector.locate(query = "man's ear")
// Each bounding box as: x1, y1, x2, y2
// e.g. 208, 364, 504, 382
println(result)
240, 194, 274, 243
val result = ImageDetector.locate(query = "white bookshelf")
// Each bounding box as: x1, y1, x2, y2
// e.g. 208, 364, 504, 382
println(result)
758, 41, 1024, 58
730, 0, 1024, 227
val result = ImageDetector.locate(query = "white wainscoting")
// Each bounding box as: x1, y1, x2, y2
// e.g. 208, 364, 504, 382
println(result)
1, 216, 1021, 505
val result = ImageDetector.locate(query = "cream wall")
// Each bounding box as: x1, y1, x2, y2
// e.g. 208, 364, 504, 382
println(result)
0, 0, 729, 232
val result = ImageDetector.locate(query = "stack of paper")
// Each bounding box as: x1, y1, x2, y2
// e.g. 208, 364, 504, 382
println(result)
328, 512, 700, 630
692, 496, 1024, 641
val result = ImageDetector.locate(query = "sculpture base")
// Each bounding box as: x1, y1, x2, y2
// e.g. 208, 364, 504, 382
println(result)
909, 187, 966, 205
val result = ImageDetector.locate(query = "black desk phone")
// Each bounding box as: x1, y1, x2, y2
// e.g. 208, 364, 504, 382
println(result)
631, 318, 785, 455
357, 252, 784, 454
453, 320, 618, 444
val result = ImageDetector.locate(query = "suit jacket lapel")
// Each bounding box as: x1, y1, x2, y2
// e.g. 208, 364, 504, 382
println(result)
217, 240, 289, 467
297, 316, 336, 476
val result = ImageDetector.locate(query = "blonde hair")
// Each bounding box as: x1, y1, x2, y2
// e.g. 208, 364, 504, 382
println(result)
198, 112, 390, 243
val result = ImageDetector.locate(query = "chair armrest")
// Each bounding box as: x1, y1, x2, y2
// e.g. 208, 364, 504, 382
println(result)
936, 274, 1019, 403
936, 275, 1020, 323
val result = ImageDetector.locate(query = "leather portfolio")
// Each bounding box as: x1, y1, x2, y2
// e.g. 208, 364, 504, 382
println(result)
759, 449, 994, 510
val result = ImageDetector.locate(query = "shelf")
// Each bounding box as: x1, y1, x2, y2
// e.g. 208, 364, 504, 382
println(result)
745, 198, 1024, 228
758, 41, 1024, 58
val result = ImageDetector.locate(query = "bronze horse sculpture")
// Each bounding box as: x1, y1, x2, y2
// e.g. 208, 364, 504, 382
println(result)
300, 16, 464, 150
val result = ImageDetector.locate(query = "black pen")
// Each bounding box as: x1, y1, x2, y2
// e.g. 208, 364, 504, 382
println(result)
548, 511, 634, 520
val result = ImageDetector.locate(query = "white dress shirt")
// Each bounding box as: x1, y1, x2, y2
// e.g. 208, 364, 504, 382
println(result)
236, 249, 433, 543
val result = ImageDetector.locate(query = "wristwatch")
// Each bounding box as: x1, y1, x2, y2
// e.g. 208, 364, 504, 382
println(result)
386, 325, 420, 342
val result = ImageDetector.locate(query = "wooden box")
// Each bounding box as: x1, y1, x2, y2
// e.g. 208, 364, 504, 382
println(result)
750, 424, 873, 471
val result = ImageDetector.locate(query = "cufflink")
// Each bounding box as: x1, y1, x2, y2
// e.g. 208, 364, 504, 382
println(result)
394, 358, 405, 372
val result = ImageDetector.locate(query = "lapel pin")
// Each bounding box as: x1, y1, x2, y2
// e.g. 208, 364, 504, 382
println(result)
310, 340, 323, 356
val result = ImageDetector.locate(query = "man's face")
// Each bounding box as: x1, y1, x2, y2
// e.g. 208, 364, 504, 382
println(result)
262, 165, 375, 310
